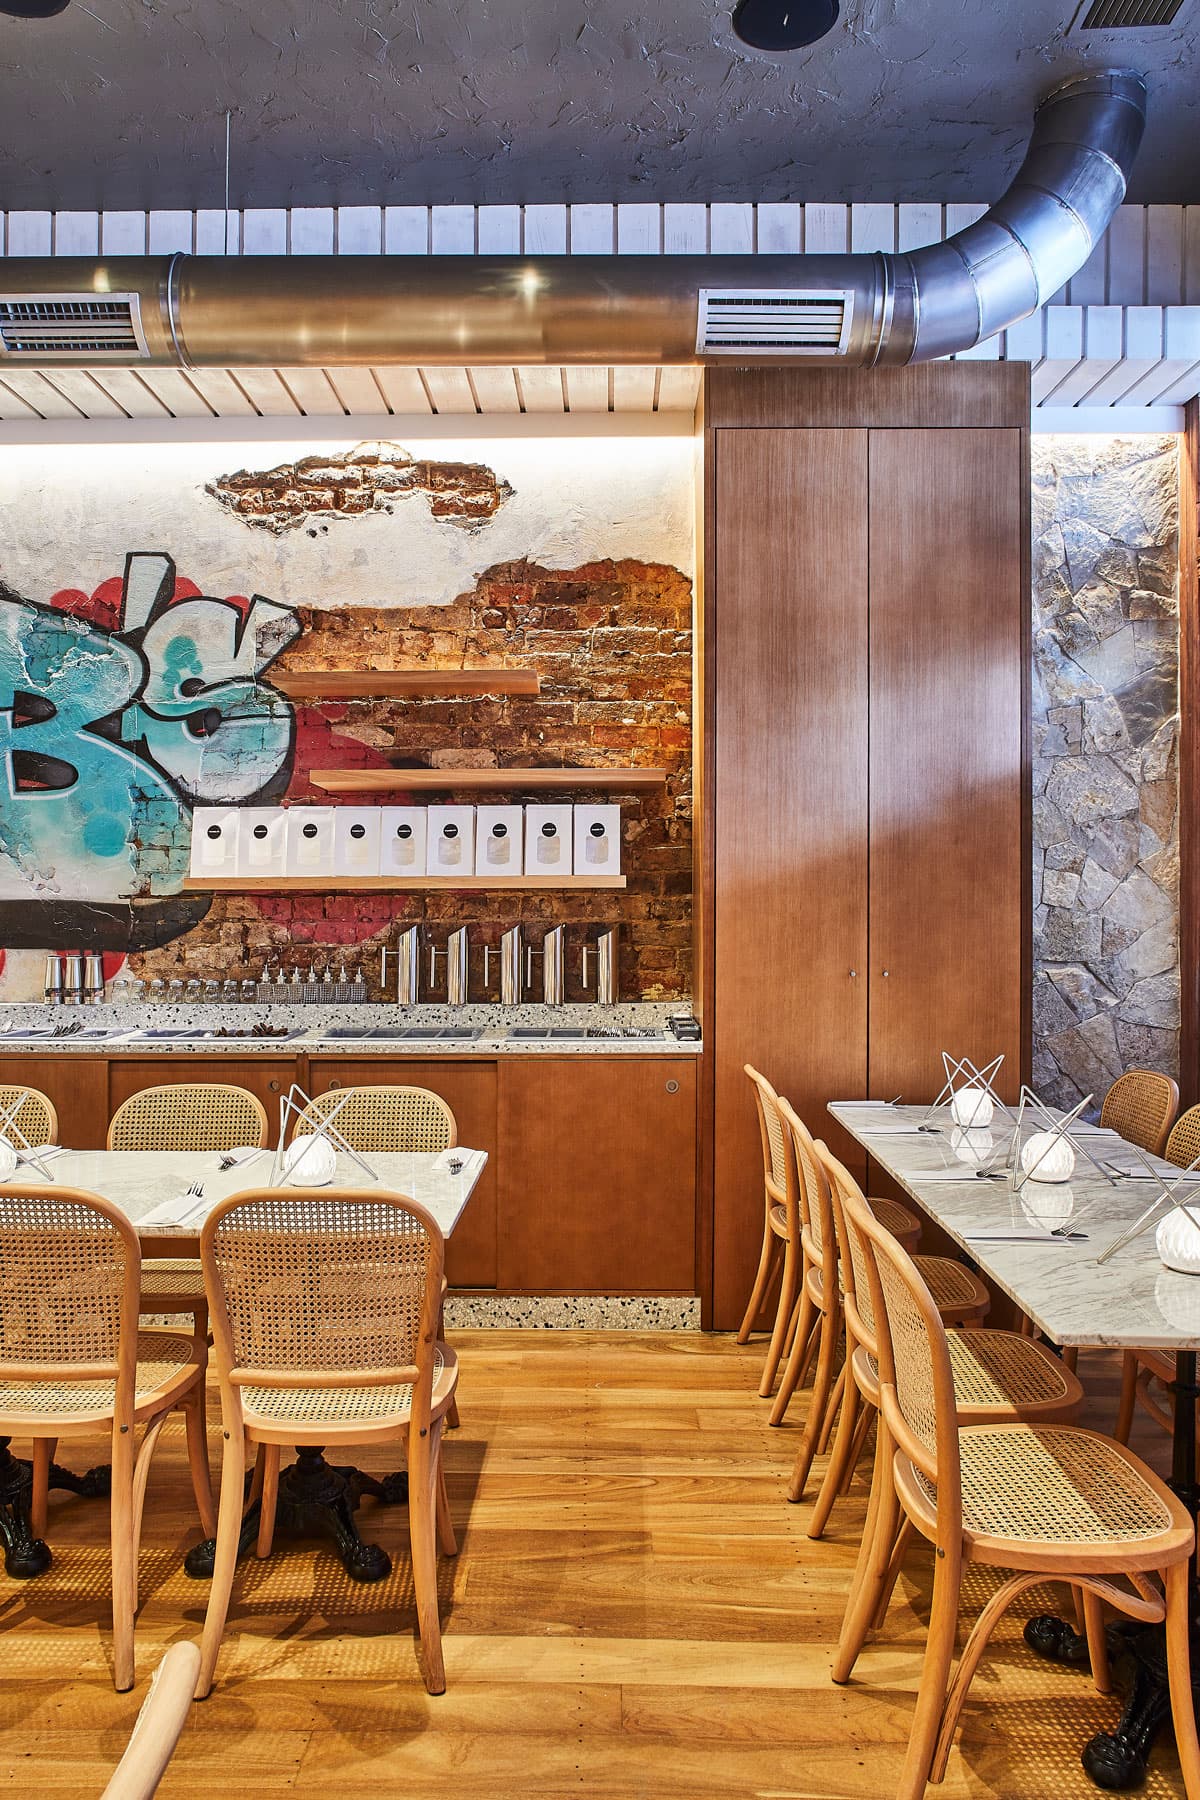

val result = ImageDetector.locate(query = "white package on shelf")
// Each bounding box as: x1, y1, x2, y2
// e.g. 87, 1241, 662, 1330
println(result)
189, 807, 239, 878
237, 807, 287, 878
333, 806, 382, 876
284, 806, 335, 878
427, 805, 475, 875
573, 804, 621, 875
475, 804, 524, 876
380, 807, 428, 875
524, 804, 573, 875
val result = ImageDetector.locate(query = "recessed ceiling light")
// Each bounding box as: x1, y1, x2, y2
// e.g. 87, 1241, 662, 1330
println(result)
732, 0, 839, 50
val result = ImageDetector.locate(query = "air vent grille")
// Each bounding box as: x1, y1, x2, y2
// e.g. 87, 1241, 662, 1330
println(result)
697, 289, 854, 356
0, 293, 148, 359
1078, 0, 1184, 26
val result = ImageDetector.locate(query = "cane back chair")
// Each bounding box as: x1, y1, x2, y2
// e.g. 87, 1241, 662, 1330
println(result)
1101, 1068, 1180, 1159
0, 1184, 213, 1690
1115, 1102, 1200, 1447
738, 1069, 923, 1408
290, 1085, 456, 1154
0, 1085, 57, 1150
836, 1200, 1199, 1800
808, 1146, 1083, 1553
736, 1067, 803, 1398
197, 1186, 459, 1699
108, 1083, 270, 1335
776, 1101, 991, 1491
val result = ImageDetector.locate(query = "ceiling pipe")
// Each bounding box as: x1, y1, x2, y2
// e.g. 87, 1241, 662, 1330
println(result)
0, 70, 1146, 370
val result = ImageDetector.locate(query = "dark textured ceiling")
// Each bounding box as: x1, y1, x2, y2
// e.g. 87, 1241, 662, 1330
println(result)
0, 0, 1197, 211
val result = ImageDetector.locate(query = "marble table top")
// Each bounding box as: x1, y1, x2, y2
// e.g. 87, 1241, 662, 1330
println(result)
0, 1147, 485, 1243
829, 1102, 1200, 1351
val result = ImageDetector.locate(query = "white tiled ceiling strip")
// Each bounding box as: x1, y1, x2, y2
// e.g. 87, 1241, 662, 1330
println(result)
1, 202, 1198, 422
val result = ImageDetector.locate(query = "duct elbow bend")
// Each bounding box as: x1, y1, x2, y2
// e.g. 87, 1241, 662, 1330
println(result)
906, 68, 1148, 365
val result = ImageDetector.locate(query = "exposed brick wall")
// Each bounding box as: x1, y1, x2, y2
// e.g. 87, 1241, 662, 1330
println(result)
133, 556, 693, 1001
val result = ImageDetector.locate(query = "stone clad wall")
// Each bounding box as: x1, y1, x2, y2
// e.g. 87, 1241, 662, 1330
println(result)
1032, 436, 1181, 1111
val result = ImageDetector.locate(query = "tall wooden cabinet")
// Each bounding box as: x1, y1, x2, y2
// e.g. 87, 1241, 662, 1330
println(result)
700, 366, 1030, 1329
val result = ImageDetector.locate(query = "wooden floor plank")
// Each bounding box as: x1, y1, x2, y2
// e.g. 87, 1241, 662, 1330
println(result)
0, 1329, 1185, 1798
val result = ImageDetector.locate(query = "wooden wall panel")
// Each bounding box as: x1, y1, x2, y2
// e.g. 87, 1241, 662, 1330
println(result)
866, 430, 1025, 1104
496, 1058, 696, 1292
710, 428, 870, 1329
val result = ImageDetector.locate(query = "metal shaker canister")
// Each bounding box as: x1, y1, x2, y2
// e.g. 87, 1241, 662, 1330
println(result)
582, 927, 619, 1005
43, 954, 64, 1004
484, 924, 524, 1006
62, 951, 85, 1005
83, 952, 106, 1004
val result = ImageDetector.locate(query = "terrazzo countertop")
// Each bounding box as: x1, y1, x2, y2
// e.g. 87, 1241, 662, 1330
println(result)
0, 1000, 702, 1056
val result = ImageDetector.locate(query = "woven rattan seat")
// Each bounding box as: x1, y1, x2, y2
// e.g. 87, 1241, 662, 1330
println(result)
197, 1185, 460, 1700
867, 1197, 921, 1254
915, 1425, 1178, 1550
0, 1085, 57, 1149
803, 1152, 1081, 1536
833, 1196, 1199, 1800
918, 1257, 990, 1319
736, 1068, 804, 1404
139, 1262, 207, 1298
292, 1086, 455, 1153
0, 1329, 198, 1422
108, 1083, 269, 1153
0, 1184, 213, 1692
1100, 1068, 1179, 1159
242, 1347, 457, 1426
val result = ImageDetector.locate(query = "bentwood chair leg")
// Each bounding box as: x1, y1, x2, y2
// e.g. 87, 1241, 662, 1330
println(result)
110, 1420, 137, 1694
784, 1298, 840, 1477
409, 1421, 447, 1697
1164, 1560, 1200, 1800
197, 1435, 252, 1699
1114, 1351, 1139, 1446
183, 1386, 217, 1539
30, 1438, 53, 1539
130, 1412, 171, 1615
832, 1422, 899, 1683
255, 1444, 281, 1559
770, 1284, 819, 1428
817, 1363, 846, 1455
737, 1229, 779, 1345
1082, 1588, 1112, 1695
843, 1399, 874, 1494
808, 1376, 862, 1541
436, 1458, 457, 1557
896, 1539, 963, 1800
760, 1237, 800, 1399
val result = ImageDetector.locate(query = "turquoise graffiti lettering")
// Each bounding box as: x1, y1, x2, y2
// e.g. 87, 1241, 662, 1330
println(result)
0, 551, 300, 902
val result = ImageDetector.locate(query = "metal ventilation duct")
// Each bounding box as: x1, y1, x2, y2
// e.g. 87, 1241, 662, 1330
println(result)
0, 70, 1146, 371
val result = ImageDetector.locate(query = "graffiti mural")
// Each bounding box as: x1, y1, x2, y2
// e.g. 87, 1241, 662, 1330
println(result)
0, 552, 299, 948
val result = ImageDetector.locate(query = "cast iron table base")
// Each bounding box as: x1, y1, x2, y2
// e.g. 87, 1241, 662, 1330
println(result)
1025, 1349, 1200, 1791
0, 1436, 110, 1580
184, 1446, 409, 1583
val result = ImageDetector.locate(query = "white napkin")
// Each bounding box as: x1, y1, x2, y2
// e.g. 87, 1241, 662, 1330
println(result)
138, 1191, 211, 1229
431, 1147, 483, 1175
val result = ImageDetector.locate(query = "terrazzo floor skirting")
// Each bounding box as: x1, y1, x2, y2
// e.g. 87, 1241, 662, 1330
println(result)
444, 1295, 702, 1330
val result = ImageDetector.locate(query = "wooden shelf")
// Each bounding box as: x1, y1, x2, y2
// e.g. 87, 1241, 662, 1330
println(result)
271, 669, 540, 699
309, 767, 668, 794
182, 875, 627, 893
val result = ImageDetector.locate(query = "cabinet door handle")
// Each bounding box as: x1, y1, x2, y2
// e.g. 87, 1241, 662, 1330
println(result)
268, 1079, 280, 1092
329, 1079, 342, 1089
666, 1079, 679, 1094
849, 969, 857, 979
881, 969, 890, 978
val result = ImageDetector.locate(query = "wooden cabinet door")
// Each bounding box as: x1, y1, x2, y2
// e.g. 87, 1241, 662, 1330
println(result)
107, 1058, 297, 1144
305, 1058, 498, 1289
497, 1058, 696, 1292
711, 427, 870, 1328
867, 429, 1025, 1104
0, 1057, 109, 1149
